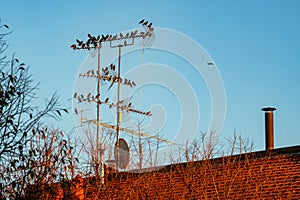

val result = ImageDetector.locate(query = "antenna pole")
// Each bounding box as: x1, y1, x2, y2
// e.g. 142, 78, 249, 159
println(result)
116, 45, 122, 169
96, 46, 105, 185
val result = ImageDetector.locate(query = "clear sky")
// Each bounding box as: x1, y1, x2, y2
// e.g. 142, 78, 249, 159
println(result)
1, 0, 300, 155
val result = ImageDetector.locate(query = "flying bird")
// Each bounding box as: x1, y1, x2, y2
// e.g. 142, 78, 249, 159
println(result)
139, 19, 145, 24
143, 21, 148, 26
207, 62, 214, 66
3, 24, 9, 29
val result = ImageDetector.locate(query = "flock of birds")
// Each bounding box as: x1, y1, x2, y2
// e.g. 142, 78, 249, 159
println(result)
79, 63, 137, 90
72, 19, 156, 118
70, 19, 154, 50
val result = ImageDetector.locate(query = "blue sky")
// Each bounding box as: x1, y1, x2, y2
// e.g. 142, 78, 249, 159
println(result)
1, 0, 300, 153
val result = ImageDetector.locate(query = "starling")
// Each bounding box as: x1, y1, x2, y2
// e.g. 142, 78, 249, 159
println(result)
88, 33, 93, 39
132, 81, 136, 87
70, 44, 77, 49
139, 19, 145, 24
143, 21, 148, 26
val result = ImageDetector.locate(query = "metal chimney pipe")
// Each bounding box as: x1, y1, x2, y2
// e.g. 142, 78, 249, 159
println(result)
261, 107, 276, 151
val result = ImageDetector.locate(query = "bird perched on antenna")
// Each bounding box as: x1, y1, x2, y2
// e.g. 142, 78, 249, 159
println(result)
70, 44, 77, 50
139, 19, 145, 24
143, 21, 148, 26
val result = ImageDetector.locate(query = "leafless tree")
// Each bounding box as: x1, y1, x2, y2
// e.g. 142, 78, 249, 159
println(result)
0, 20, 70, 199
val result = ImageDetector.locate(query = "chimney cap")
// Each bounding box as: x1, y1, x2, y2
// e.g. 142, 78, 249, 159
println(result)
261, 107, 276, 112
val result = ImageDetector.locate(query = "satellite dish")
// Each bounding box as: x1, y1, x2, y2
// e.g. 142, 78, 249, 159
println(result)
114, 138, 130, 169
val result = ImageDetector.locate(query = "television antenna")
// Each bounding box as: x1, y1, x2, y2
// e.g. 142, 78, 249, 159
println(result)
71, 19, 174, 185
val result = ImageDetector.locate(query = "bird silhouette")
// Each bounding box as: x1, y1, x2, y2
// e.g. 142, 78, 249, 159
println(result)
91, 70, 95, 75
123, 79, 128, 85
149, 27, 154, 32
125, 32, 129, 38
128, 103, 132, 107
112, 34, 118, 40
128, 80, 133, 88
119, 33, 124, 39
108, 76, 117, 90
105, 98, 109, 103
70, 44, 77, 49
148, 22, 153, 28
73, 92, 77, 99
207, 62, 214, 66
143, 21, 148, 26
139, 19, 145, 24
124, 40, 127, 46
97, 35, 101, 41
110, 63, 115, 71
95, 93, 100, 99
74, 108, 78, 115
3, 24, 9, 29
102, 67, 107, 73
87, 92, 91, 99
132, 81, 136, 87
87, 70, 91, 75
88, 33, 93, 39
